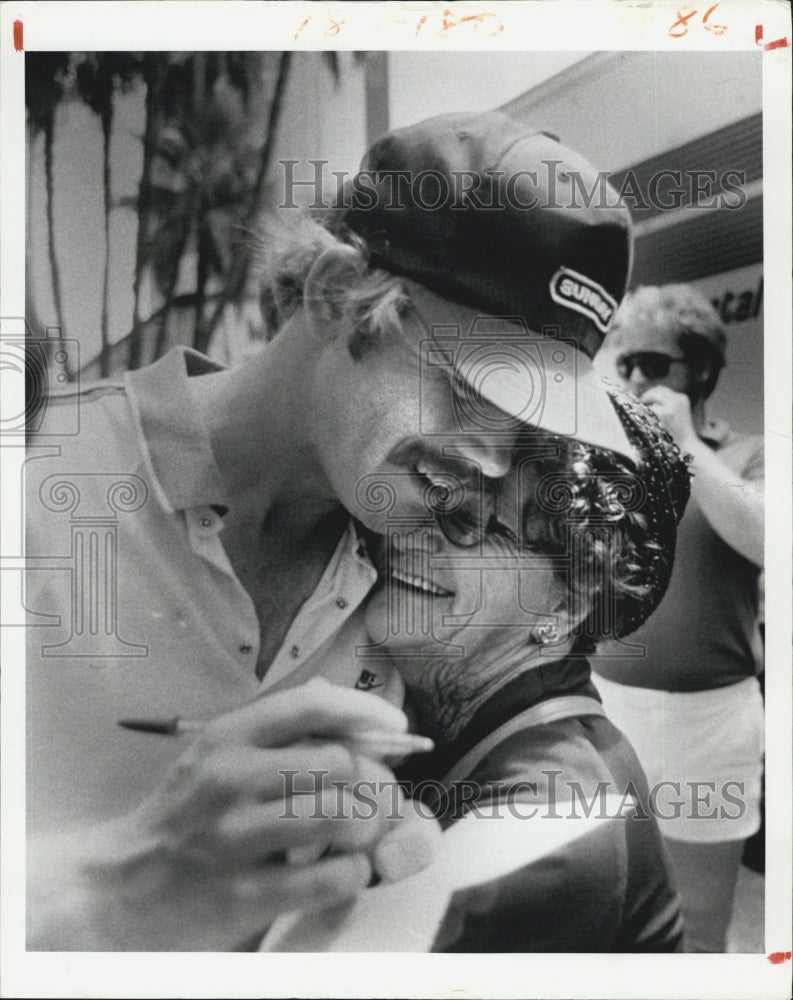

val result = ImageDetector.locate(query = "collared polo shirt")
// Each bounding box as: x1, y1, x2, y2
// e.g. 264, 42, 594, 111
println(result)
26, 347, 401, 832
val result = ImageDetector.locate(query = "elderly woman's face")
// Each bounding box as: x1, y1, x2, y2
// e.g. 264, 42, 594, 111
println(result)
362, 459, 573, 662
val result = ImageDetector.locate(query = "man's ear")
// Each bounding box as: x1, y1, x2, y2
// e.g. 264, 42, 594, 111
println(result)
558, 587, 596, 641
303, 246, 364, 342
558, 604, 585, 642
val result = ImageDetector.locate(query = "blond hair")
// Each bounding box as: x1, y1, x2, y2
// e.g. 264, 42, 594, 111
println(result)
255, 209, 413, 355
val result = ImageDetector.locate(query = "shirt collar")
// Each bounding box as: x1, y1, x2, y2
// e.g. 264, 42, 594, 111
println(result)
125, 347, 229, 514
397, 656, 598, 786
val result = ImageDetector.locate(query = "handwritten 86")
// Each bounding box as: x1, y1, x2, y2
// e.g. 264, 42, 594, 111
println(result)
669, 5, 727, 39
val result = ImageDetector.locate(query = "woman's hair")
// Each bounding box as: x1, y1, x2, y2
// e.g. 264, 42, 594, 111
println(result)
255, 208, 412, 358
517, 384, 691, 650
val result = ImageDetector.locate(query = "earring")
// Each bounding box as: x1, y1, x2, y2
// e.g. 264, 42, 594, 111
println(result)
530, 622, 562, 645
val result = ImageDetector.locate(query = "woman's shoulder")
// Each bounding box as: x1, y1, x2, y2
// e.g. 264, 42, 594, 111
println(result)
432, 714, 682, 953
461, 710, 634, 801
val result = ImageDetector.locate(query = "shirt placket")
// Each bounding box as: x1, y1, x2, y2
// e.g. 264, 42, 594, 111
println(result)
261, 526, 377, 690
184, 506, 260, 668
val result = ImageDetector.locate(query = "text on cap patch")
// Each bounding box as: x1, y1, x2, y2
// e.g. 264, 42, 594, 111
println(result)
549, 267, 619, 334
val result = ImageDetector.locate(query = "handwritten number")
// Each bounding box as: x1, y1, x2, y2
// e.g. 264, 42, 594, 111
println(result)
669, 8, 698, 38
294, 17, 311, 41
302, 9, 504, 40
702, 4, 727, 35
467, 11, 505, 36
440, 8, 503, 37
670, 4, 729, 38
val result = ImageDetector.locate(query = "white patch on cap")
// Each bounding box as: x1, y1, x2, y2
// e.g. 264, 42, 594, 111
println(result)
549, 267, 618, 334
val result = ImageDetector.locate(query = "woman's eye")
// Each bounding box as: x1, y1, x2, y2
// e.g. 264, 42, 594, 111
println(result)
437, 511, 481, 547
490, 520, 521, 548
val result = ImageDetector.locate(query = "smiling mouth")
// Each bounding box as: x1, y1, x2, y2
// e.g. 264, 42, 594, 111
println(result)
388, 567, 453, 597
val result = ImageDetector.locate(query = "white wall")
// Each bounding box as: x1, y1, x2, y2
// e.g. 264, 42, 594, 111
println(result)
387, 49, 762, 171
503, 50, 765, 434
388, 51, 591, 131
275, 52, 367, 182
501, 50, 762, 171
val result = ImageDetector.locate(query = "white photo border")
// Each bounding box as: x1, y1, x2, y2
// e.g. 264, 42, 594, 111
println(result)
1, 2, 790, 997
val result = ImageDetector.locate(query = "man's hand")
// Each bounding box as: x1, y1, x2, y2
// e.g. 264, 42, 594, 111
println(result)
27, 680, 440, 951
639, 385, 698, 452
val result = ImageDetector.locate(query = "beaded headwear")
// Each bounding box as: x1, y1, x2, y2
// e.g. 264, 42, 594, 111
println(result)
603, 382, 691, 636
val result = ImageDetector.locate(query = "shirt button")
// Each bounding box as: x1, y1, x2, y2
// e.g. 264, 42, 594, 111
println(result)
239, 644, 252, 654
290, 645, 300, 658
336, 597, 348, 609
200, 516, 213, 529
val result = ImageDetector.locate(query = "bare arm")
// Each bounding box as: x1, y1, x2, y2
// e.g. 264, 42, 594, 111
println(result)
640, 387, 764, 567
677, 435, 763, 566
27, 680, 440, 951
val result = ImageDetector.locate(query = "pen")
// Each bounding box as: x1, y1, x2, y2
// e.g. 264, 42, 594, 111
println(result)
117, 716, 434, 760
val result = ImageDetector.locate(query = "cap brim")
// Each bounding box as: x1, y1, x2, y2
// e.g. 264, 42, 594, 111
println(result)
404, 278, 638, 464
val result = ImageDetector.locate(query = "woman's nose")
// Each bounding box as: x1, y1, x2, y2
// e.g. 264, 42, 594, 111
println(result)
447, 432, 515, 481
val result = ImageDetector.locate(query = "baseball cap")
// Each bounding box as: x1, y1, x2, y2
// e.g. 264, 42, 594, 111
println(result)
343, 111, 636, 462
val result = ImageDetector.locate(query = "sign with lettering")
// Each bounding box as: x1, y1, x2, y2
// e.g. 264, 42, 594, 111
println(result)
691, 263, 764, 434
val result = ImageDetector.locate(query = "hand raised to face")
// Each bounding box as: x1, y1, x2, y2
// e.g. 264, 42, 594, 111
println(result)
638, 385, 698, 452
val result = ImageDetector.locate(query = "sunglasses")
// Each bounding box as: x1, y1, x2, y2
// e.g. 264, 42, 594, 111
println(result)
616, 352, 687, 380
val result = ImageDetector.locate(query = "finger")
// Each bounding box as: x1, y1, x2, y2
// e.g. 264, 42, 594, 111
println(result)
192, 739, 363, 803
232, 852, 372, 919
641, 385, 681, 407
636, 388, 663, 406
215, 785, 393, 860
372, 796, 443, 883
211, 679, 408, 746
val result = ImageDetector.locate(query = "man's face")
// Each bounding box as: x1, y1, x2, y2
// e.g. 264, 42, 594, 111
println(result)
309, 295, 521, 535
612, 322, 696, 401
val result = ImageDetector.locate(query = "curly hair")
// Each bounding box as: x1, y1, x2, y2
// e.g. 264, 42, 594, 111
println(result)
612, 284, 727, 398
516, 383, 691, 649
254, 209, 413, 358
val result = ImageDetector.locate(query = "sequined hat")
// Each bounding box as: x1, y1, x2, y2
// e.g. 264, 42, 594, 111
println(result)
605, 384, 691, 636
